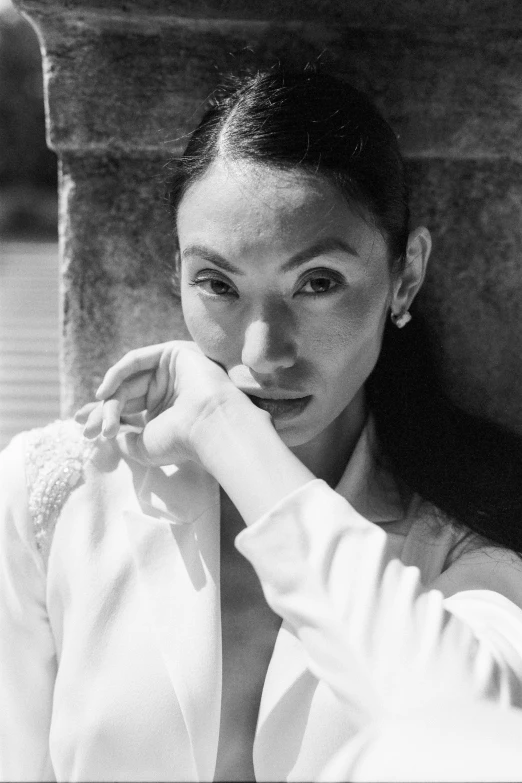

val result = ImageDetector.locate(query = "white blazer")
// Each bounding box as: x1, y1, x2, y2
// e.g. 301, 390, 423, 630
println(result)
2, 419, 522, 782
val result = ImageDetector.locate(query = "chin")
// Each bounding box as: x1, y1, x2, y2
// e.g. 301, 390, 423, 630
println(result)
272, 419, 320, 449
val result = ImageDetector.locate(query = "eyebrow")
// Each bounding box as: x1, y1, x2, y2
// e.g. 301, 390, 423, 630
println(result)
181, 238, 359, 275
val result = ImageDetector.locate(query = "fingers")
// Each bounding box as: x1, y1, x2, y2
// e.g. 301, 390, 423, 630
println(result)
80, 397, 145, 440
79, 372, 152, 440
74, 402, 99, 424
100, 396, 126, 439
82, 401, 105, 439
76, 401, 148, 440
95, 343, 176, 400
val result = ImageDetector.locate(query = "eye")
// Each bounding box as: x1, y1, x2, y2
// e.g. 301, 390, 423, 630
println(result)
298, 270, 345, 297
188, 273, 237, 299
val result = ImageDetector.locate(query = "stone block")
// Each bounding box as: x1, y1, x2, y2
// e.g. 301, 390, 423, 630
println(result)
17, 0, 522, 29
59, 154, 188, 414
19, 14, 522, 160
410, 158, 522, 433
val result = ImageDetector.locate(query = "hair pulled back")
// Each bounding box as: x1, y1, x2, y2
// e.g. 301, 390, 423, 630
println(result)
169, 70, 409, 267
167, 67, 522, 554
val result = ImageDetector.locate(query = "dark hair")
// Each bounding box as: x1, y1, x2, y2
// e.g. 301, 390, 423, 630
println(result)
169, 70, 409, 268
167, 68, 522, 553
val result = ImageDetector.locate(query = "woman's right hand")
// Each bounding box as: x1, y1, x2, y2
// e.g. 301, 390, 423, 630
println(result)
76, 340, 314, 524
75, 341, 267, 467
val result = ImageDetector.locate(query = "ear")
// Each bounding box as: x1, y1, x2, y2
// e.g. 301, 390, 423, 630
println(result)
390, 226, 431, 316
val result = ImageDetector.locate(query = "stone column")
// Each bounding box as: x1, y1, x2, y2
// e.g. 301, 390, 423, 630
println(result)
13, 0, 522, 431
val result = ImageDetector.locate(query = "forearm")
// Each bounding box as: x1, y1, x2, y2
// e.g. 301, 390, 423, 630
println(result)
193, 397, 315, 526
194, 397, 522, 726
236, 481, 522, 721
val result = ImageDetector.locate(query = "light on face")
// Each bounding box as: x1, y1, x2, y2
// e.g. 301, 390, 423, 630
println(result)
177, 159, 394, 445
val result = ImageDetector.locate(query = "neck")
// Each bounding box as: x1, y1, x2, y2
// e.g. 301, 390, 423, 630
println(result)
289, 389, 367, 489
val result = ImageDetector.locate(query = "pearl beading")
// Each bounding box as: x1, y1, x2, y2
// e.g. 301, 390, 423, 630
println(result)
25, 420, 95, 569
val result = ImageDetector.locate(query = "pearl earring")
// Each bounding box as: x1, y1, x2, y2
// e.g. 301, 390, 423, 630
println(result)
391, 310, 412, 329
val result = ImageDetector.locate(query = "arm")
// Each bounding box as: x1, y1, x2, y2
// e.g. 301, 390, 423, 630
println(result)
234, 477, 522, 721
185, 401, 522, 722
318, 701, 522, 782
86, 342, 522, 721
0, 435, 57, 782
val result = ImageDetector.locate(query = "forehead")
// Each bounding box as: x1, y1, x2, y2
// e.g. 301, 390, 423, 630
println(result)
176, 158, 385, 260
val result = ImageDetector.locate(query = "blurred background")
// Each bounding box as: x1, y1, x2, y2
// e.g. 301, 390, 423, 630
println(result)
0, 0, 60, 450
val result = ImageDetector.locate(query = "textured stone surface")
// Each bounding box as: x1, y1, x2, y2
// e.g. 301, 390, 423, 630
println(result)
410, 159, 522, 433
21, 15, 522, 160
59, 154, 188, 414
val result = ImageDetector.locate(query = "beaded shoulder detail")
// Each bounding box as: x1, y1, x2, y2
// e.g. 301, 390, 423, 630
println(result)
25, 419, 95, 569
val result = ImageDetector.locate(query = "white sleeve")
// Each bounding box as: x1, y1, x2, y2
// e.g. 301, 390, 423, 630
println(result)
235, 479, 522, 728
0, 433, 57, 782
319, 702, 522, 782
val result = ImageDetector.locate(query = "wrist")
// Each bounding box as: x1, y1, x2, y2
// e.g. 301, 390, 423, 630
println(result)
191, 391, 315, 525
191, 390, 272, 468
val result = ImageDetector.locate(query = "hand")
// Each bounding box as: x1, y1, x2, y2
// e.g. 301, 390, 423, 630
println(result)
76, 341, 313, 524
75, 341, 264, 467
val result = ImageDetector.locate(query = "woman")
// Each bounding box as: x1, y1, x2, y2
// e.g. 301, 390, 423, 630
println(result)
2, 68, 522, 783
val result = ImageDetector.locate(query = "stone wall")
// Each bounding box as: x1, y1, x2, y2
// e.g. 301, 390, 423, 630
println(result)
14, 0, 522, 431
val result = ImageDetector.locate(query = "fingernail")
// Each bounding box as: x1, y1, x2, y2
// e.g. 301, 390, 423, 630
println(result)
83, 426, 98, 441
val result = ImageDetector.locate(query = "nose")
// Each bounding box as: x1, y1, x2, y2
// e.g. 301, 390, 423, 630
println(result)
241, 302, 297, 374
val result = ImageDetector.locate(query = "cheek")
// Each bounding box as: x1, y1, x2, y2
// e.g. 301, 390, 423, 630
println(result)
181, 290, 237, 363
304, 290, 388, 390
307, 287, 388, 357
181, 278, 390, 379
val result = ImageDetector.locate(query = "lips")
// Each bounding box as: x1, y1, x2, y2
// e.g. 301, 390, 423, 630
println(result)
247, 394, 312, 420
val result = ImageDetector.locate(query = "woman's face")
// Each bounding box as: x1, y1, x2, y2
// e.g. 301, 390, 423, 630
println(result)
177, 158, 394, 448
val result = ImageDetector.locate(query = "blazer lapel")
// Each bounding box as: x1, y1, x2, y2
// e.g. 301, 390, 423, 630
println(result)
256, 621, 308, 729
253, 621, 311, 779
123, 460, 221, 782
